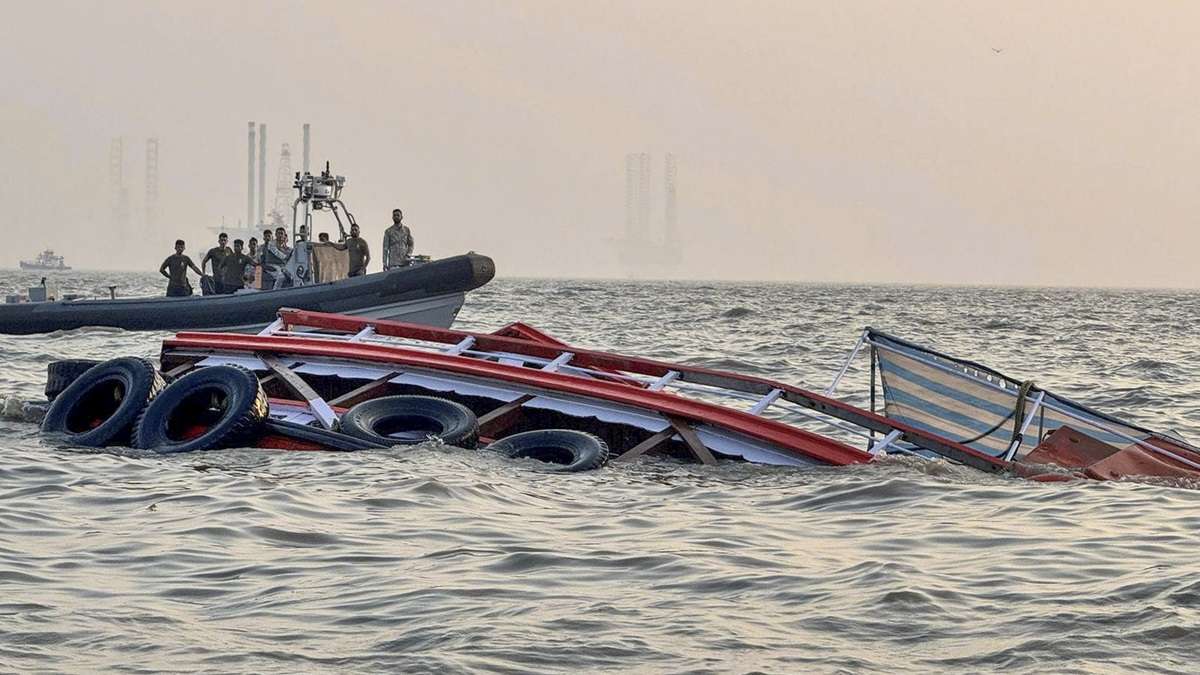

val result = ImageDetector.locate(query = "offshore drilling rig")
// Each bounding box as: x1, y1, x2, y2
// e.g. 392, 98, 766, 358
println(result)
617, 152, 682, 278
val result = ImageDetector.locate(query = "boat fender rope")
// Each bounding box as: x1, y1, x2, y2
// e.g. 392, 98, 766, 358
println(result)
955, 380, 1035, 447
1008, 380, 1035, 449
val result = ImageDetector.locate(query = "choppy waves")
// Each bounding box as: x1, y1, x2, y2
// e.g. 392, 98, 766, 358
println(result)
2, 274, 1200, 672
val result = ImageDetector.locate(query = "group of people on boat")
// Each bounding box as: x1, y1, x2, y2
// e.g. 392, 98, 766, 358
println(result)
159, 209, 415, 297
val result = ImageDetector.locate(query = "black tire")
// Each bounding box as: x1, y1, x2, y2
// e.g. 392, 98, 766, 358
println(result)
340, 395, 479, 448
41, 357, 165, 447
265, 419, 389, 452
133, 365, 268, 453
45, 359, 102, 402
487, 429, 610, 472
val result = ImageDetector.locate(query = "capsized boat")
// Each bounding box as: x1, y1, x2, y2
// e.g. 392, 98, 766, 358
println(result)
39, 310, 1200, 481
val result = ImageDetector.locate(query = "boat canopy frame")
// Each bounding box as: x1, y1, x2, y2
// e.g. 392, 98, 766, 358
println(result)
829, 327, 1200, 472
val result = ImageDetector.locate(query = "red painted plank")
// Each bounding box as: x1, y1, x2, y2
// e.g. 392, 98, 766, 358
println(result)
491, 321, 571, 346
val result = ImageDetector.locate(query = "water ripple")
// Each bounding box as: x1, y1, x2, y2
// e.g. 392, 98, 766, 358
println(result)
2, 275, 1200, 672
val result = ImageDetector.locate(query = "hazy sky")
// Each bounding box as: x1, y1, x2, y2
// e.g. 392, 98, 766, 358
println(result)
1, 1, 1197, 286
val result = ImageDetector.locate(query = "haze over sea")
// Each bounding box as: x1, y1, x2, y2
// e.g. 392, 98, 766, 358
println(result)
1, 270, 1199, 673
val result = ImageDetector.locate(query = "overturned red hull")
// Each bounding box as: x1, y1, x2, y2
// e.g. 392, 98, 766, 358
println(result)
128, 309, 1200, 482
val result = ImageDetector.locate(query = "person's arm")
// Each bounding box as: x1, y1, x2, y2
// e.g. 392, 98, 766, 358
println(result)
187, 256, 203, 276
405, 228, 414, 252
159, 258, 171, 279
381, 231, 391, 268
362, 240, 371, 269
200, 250, 212, 274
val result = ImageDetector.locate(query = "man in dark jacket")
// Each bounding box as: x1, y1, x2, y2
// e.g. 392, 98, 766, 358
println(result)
220, 239, 256, 293
159, 240, 203, 297
336, 223, 371, 276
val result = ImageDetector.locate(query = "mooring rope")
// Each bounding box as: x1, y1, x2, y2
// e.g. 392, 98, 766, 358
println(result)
955, 380, 1035, 446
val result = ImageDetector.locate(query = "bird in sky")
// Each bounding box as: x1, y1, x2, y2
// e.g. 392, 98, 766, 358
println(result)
992, 47, 1004, 54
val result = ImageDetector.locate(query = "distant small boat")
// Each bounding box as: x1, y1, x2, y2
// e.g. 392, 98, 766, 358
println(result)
19, 249, 70, 271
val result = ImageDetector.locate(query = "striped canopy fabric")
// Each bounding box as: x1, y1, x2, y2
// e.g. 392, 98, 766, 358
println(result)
867, 330, 1156, 459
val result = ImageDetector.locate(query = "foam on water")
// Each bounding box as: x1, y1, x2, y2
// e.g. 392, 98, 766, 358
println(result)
2, 272, 1200, 673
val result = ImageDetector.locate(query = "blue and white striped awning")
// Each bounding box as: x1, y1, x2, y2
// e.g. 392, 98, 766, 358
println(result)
867, 330, 1160, 459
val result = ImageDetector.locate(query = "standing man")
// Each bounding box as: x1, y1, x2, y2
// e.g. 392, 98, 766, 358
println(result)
201, 232, 232, 294
336, 223, 371, 277
262, 226, 293, 289
246, 238, 263, 289
381, 208, 414, 270
260, 229, 273, 286
159, 240, 203, 297
220, 239, 255, 294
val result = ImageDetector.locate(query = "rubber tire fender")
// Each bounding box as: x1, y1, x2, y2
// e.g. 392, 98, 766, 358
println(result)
41, 357, 165, 447
487, 429, 610, 472
133, 365, 268, 453
340, 395, 479, 448
45, 359, 102, 402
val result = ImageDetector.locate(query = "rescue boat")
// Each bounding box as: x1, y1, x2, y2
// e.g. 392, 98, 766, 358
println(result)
1, 164, 495, 334
0, 253, 494, 334
38, 310, 1200, 481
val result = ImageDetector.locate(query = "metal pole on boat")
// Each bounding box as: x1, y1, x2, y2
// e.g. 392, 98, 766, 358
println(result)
868, 344, 877, 445
825, 328, 869, 397
1003, 390, 1046, 461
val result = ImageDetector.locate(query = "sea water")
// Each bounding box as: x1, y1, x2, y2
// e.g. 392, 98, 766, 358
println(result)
1, 272, 1198, 673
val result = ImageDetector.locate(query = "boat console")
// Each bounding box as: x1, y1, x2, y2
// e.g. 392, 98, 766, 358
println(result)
268, 162, 359, 288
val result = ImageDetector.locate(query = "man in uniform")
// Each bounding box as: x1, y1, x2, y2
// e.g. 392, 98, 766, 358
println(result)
381, 208, 414, 270
336, 223, 371, 277
219, 239, 255, 294
159, 240, 203, 297
201, 232, 232, 294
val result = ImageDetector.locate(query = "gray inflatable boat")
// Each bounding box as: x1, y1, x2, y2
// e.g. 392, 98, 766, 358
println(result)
0, 253, 494, 335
